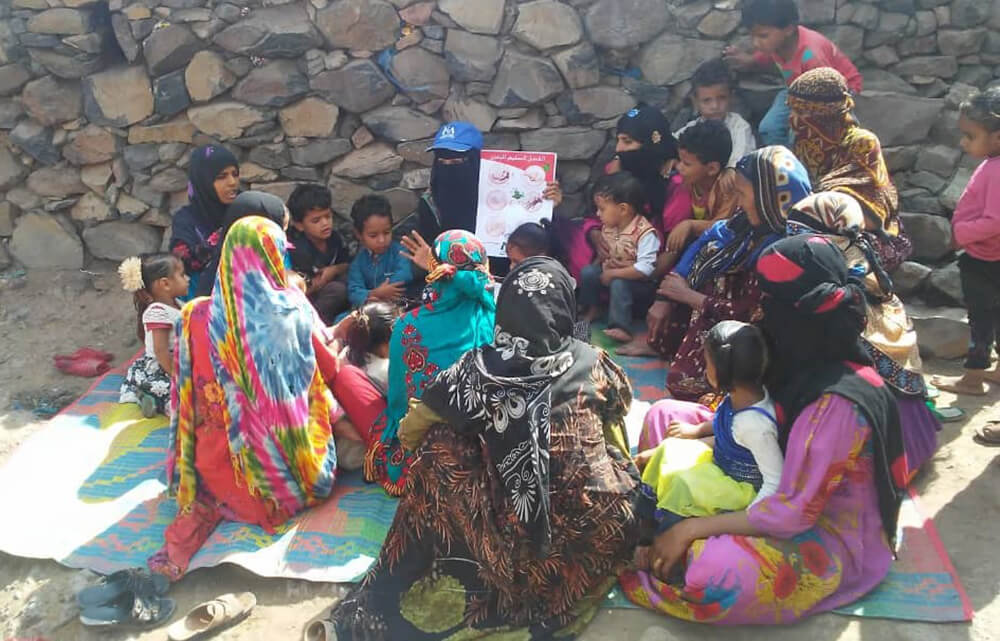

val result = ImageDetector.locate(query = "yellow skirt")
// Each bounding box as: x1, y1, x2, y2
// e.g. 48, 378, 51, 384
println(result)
642, 438, 757, 518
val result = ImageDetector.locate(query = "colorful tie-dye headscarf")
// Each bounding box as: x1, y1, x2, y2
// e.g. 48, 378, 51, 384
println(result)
365, 229, 496, 495
168, 216, 337, 515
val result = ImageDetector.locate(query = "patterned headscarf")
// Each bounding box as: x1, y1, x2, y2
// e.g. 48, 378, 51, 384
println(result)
680, 146, 811, 290
366, 229, 497, 495
756, 234, 905, 547
422, 257, 599, 552
616, 103, 679, 219
787, 191, 894, 297
169, 217, 337, 516
788, 68, 900, 234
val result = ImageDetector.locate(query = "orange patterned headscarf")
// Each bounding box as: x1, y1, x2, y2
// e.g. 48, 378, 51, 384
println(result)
789, 68, 900, 235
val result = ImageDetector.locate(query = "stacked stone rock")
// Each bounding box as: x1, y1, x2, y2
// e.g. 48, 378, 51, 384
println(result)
0, 0, 995, 353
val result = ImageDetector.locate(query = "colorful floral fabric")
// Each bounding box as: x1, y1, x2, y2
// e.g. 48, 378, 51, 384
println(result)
167, 216, 338, 516
365, 230, 496, 495
620, 394, 894, 624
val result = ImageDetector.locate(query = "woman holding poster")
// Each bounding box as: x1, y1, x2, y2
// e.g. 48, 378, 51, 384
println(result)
417, 122, 562, 275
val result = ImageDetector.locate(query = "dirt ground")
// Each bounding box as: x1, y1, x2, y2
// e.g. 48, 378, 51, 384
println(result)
0, 265, 997, 641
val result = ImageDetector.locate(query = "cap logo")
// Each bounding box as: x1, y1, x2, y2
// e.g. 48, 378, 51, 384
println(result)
441, 125, 456, 139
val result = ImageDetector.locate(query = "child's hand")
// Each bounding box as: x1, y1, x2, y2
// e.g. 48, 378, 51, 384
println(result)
289, 272, 308, 293
370, 279, 405, 301
723, 46, 755, 70
634, 448, 656, 471
606, 156, 622, 175
599, 270, 615, 287
667, 420, 703, 439
666, 220, 693, 252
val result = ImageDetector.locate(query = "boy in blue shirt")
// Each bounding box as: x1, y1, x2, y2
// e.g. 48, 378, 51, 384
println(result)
347, 195, 414, 309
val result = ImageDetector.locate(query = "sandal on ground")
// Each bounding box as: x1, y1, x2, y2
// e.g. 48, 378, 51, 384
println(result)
80, 592, 176, 629
167, 592, 257, 641
77, 567, 169, 609
303, 619, 337, 641
973, 424, 1000, 447
931, 405, 965, 423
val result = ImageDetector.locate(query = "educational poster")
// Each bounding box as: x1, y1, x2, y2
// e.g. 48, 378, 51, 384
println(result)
475, 150, 558, 257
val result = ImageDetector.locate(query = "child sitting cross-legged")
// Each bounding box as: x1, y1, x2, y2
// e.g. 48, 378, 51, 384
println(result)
118, 253, 189, 418
633, 321, 781, 570
675, 58, 757, 168
578, 172, 662, 343
346, 195, 414, 311
287, 184, 351, 324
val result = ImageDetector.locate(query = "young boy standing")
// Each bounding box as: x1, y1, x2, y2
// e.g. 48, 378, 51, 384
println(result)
675, 59, 757, 168
287, 184, 350, 324
933, 89, 1000, 417
724, 0, 862, 147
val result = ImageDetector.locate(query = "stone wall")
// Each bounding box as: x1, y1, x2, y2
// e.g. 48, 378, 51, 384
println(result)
0, 0, 996, 313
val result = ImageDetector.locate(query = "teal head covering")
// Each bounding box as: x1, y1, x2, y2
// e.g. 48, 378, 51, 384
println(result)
366, 229, 496, 495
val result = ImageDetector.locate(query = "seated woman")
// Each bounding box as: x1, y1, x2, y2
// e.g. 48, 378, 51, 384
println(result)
169, 144, 240, 299
788, 67, 911, 271
786, 191, 939, 478
646, 146, 811, 403
416, 122, 562, 277
621, 234, 906, 624
149, 217, 384, 580
193, 190, 290, 297
556, 103, 685, 283
365, 230, 496, 495
320, 257, 642, 641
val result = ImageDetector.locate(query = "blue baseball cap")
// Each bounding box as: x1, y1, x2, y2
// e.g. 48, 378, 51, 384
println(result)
427, 121, 483, 152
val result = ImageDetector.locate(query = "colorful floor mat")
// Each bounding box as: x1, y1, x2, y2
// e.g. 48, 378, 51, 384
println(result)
602, 489, 973, 623
0, 348, 972, 622
0, 370, 398, 583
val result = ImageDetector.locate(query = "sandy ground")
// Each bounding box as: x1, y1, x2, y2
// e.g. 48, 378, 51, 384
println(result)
0, 265, 997, 641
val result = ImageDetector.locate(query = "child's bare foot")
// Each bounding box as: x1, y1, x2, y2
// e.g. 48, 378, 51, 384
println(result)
616, 334, 657, 357
603, 327, 632, 343
633, 546, 652, 571
931, 374, 989, 396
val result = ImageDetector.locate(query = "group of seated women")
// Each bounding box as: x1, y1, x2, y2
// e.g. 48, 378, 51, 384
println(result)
149, 67, 939, 640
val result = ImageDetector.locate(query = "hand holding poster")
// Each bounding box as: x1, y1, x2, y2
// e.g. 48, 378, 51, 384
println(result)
475, 150, 558, 257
